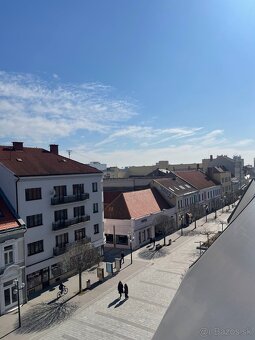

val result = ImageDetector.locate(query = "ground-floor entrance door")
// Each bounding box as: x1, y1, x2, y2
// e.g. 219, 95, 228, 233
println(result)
41, 267, 50, 289
3, 279, 17, 311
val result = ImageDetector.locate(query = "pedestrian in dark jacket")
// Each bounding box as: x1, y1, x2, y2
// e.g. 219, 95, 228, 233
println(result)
124, 283, 129, 299
118, 281, 123, 299
121, 252, 125, 264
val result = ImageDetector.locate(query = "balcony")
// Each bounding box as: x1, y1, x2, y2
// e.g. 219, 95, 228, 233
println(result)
51, 193, 89, 205
53, 245, 68, 256
52, 215, 90, 231
53, 237, 92, 257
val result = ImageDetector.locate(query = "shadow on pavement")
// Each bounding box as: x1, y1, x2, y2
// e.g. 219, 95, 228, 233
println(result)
107, 298, 120, 308
138, 247, 169, 260
15, 301, 78, 334
114, 298, 127, 308
0, 327, 19, 340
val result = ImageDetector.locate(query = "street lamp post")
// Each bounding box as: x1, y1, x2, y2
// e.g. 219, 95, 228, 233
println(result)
128, 233, 134, 264
180, 215, 184, 236
221, 196, 226, 213
204, 205, 209, 222
13, 279, 25, 328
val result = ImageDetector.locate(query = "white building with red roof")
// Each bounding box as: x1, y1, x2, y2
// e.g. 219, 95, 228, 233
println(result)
0, 142, 104, 296
104, 188, 175, 250
0, 189, 26, 315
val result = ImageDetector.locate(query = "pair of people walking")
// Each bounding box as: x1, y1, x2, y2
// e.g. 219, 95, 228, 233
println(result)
118, 281, 129, 299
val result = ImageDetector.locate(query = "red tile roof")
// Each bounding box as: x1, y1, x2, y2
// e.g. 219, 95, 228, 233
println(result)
174, 170, 217, 190
0, 196, 20, 232
0, 145, 101, 177
104, 188, 170, 220
103, 191, 123, 206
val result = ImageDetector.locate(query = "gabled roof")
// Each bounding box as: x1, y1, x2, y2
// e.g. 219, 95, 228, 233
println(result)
103, 191, 123, 208
174, 170, 217, 190
104, 188, 170, 220
0, 145, 101, 177
153, 180, 255, 340
213, 165, 228, 173
0, 190, 25, 233
145, 168, 171, 178
155, 176, 197, 196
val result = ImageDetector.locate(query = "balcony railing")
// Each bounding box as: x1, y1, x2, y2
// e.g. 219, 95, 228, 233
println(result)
53, 237, 92, 256
51, 193, 89, 205
52, 214, 90, 231
53, 245, 68, 256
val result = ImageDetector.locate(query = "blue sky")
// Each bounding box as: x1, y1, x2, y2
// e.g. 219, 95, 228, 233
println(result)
0, 0, 255, 166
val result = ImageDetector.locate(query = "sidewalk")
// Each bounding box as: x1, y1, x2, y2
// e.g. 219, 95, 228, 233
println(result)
0, 206, 234, 340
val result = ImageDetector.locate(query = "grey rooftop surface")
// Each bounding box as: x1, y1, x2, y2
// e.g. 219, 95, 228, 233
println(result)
0, 207, 233, 340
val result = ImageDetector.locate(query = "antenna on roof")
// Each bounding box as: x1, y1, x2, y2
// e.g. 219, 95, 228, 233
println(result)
66, 150, 72, 159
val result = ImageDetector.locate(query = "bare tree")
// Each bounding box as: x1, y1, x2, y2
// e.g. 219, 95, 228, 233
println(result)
198, 227, 217, 247
61, 239, 101, 293
154, 214, 176, 246
189, 203, 204, 228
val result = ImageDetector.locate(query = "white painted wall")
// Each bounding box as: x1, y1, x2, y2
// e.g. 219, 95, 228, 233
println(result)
0, 164, 17, 210
16, 173, 104, 273
0, 165, 104, 285
104, 208, 175, 250
0, 230, 26, 315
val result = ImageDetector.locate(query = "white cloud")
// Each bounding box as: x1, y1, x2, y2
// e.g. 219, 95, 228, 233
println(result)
0, 71, 137, 142
232, 139, 254, 147
96, 126, 203, 146
73, 143, 255, 167
1, 70, 252, 166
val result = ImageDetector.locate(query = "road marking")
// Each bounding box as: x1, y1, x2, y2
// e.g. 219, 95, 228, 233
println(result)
62, 335, 79, 340
95, 311, 155, 333
72, 319, 134, 340
128, 295, 168, 308
140, 280, 177, 290
155, 269, 183, 276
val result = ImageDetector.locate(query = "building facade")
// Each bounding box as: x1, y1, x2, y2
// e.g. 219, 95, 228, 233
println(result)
0, 142, 104, 296
104, 189, 174, 250
0, 189, 26, 315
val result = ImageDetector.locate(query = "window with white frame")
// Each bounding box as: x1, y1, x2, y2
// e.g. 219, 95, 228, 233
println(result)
26, 213, 43, 228
93, 203, 99, 213
4, 245, 14, 265
92, 182, 98, 192
75, 228, 86, 241
94, 224, 99, 234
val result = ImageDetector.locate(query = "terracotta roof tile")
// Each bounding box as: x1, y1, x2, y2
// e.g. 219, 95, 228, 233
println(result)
104, 188, 170, 220
0, 196, 20, 232
174, 170, 217, 190
0, 145, 101, 177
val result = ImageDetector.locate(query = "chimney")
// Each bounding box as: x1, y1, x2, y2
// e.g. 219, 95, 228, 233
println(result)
12, 142, 23, 150
50, 144, 59, 155
210, 155, 213, 161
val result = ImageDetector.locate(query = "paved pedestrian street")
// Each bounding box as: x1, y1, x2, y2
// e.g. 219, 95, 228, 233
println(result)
1, 209, 232, 340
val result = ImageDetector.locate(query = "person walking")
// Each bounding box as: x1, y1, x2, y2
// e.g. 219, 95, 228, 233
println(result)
124, 283, 129, 299
118, 281, 123, 299
121, 251, 125, 264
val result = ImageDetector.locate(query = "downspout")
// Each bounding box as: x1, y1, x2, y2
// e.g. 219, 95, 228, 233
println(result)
15, 176, 20, 214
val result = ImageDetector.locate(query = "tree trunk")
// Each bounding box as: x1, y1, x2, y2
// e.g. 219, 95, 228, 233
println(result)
163, 234, 166, 246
